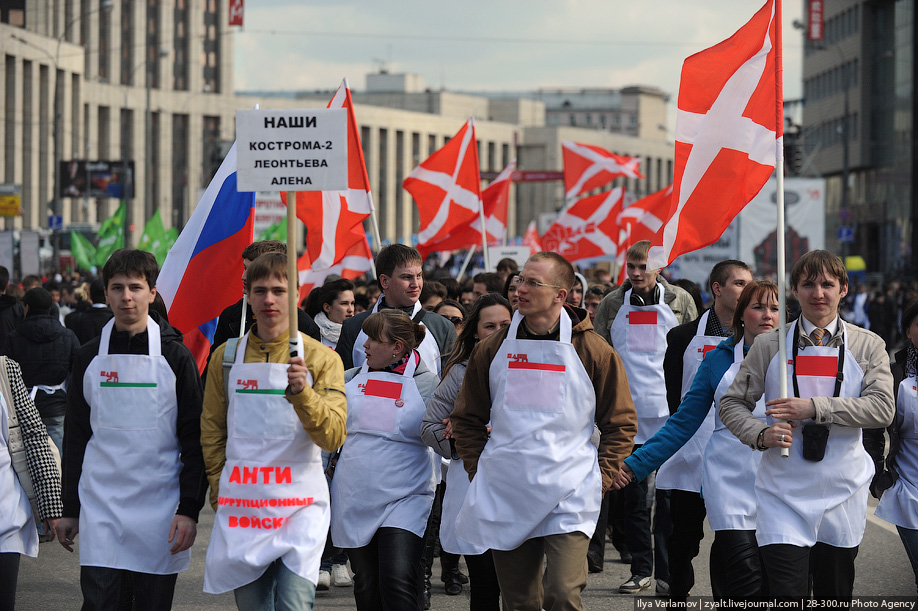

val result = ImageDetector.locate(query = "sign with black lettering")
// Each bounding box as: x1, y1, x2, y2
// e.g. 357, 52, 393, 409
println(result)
235, 109, 348, 192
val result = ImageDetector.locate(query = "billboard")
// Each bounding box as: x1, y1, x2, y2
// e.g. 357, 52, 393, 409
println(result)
59, 160, 134, 199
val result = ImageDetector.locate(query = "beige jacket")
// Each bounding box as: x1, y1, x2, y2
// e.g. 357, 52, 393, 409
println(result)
719, 319, 895, 449
201, 328, 347, 510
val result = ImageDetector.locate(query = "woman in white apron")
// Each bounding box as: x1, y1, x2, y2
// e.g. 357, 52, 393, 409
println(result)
331, 310, 439, 611
873, 299, 918, 594
614, 281, 779, 599
303, 278, 356, 589
421, 294, 512, 610
0, 357, 61, 611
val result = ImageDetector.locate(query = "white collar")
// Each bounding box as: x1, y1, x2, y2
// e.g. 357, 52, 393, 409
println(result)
799, 315, 839, 339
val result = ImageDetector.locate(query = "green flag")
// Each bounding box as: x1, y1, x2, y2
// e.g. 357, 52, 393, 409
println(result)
138, 209, 169, 265
70, 231, 97, 271
257, 217, 287, 242
165, 227, 178, 247
95, 203, 126, 266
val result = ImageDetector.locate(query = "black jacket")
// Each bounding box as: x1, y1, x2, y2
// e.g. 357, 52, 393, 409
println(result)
0, 294, 24, 348
63, 310, 207, 521
867, 347, 906, 497
65, 305, 114, 345
1, 314, 80, 418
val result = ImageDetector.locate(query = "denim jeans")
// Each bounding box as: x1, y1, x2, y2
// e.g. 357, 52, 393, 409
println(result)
347, 527, 425, 611
41, 414, 64, 455
897, 525, 918, 595
233, 560, 316, 611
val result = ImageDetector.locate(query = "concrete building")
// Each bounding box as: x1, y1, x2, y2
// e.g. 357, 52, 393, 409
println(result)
1, 1, 675, 264
799, 0, 914, 275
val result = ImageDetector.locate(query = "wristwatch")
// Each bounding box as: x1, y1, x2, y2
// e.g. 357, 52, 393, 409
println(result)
756, 428, 768, 451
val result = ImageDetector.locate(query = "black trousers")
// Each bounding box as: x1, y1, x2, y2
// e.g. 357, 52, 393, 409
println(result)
464, 550, 501, 611
80, 566, 177, 611
348, 527, 425, 611
710, 530, 766, 600
759, 542, 858, 601
667, 489, 707, 597
0, 553, 20, 611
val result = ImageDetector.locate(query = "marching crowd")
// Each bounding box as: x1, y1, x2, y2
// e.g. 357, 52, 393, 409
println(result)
0, 239, 916, 611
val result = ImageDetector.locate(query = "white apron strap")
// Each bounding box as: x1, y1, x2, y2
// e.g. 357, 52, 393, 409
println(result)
97, 316, 161, 357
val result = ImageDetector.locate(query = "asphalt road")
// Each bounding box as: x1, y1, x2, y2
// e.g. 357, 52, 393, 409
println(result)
15, 499, 915, 610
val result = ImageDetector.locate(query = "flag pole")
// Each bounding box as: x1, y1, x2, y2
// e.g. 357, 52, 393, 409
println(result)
773, 0, 789, 459
478, 198, 489, 271
457, 246, 476, 282
368, 210, 383, 279
287, 190, 298, 358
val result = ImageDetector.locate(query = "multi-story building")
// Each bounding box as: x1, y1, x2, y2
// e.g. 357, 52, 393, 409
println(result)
1, 1, 675, 262
799, 0, 913, 275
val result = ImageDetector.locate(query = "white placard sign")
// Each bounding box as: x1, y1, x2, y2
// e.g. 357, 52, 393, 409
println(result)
488, 246, 531, 271
235, 109, 348, 192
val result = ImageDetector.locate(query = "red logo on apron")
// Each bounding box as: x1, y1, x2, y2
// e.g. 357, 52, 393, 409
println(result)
101, 370, 119, 383
628, 311, 658, 325
363, 379, 403, 399
794, 355, 838, 377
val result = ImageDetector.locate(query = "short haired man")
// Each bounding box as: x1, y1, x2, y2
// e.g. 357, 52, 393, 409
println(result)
593, 240, 698, 594
452, 251, 637, 610
495, 257, 519, 280
473, 272, 504, 299
720, 250, 895, 600
1, 287, 81, 453
655, 259, 752, 598
336, 244, 456, 374
0, 265, 24, 346
56, 249, 207, 610
210, 241, 321, 360
201, 252, 347, 607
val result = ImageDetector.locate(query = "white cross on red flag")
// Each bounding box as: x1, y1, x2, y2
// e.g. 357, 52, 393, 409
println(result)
540, 187, 625, 264
648, 0, 782, 269
562, 141, 643, 201
616, 185, 673, 282
297, 237, 372, 303
284, 79, 374, 299
417, 160, 515, 253
404, 119, 483, 258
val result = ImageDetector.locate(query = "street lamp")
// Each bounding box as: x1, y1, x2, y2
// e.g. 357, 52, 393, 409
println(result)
9, 0, 113, 272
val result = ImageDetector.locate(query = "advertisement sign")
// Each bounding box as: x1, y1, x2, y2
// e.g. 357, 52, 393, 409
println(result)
59, 160, 134, 199
254, 192, 287, 239
808, 0, 824, 41
0, 185, 20, 217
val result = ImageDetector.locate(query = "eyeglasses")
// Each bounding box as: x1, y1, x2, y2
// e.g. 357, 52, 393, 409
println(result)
512, 276, 562, 290
441, 314, 464, 326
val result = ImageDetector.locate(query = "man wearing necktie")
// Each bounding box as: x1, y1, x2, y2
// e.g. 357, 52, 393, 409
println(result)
720, 250, 895, 600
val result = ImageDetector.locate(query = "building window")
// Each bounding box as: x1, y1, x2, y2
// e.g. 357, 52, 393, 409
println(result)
172, 0, 189, 90
202, 0, 220, 93
147, 0, 161, 88
120, 0, 134, 85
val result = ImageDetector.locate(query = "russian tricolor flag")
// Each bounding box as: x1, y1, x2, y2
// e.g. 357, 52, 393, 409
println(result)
159, 142, 254, 372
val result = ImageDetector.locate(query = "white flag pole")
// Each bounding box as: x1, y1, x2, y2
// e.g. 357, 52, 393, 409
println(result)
457, 246, 476, 282
774, 0, 789, 458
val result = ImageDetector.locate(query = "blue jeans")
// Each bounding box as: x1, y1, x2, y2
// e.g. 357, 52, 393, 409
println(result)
347, 527, 425, 611
234, 560, 316, 611
898, 525, 918, 595
41, 415, 64, 455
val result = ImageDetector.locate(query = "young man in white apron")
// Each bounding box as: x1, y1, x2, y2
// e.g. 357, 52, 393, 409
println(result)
593, 240, 697, 595
201, 252, 347, 609
656, 259, 752, 598
335, 244, 455, 374
720, 249, 895, 600
56, 249, 207, 611
451, 251, 638, 611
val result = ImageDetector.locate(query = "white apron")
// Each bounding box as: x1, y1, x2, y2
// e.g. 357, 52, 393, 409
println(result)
353, 299, 441, 376
455, 311, 601, 551
702, 342, 766, 531
440, 456, 485, 555
610, 286, 679, 444
331, 354, 435, 548
657, 310, 721, 491
0, 393, 38, 557
79, 317, 188, 574
875, 375, 918, 529
757, 321, 870, 548
204, 334, 328, 593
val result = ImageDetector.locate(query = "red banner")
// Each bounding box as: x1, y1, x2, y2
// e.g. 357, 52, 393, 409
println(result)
229, 0, 244, 26
808, 0, 823, 41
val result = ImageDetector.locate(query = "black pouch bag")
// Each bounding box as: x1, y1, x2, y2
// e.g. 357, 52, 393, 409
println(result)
801, 423, 830, 461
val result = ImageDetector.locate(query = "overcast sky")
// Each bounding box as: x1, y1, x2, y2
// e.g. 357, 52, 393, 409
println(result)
234, 0, 804, 127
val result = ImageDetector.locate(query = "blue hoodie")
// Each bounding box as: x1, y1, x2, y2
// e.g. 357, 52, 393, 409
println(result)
625, 336, 740, 483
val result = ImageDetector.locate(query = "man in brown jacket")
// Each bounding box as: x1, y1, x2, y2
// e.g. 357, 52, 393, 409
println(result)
451, 251, 637, 611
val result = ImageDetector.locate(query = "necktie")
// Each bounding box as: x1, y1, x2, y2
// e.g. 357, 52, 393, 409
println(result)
810, 328, 827, 346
